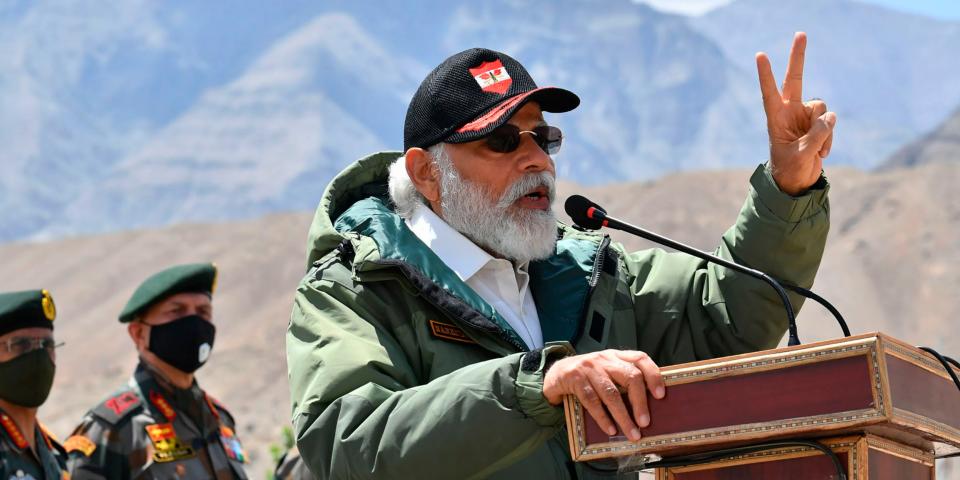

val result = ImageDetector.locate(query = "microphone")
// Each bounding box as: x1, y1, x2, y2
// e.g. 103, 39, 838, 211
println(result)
564, 195, 851, 346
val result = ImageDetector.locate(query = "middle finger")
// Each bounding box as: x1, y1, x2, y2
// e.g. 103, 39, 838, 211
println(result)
610, 361, 650, 430
590, 375, 640, 441
782, 32, 807, 102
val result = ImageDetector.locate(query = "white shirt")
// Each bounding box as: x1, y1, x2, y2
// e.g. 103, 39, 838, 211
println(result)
405, 204, 544, 350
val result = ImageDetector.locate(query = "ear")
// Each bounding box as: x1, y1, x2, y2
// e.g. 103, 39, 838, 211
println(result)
405, 148, 441, 205
127, 322, 148, 352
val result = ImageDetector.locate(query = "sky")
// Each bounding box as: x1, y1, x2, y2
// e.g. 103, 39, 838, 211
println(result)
639, 0, 960, 19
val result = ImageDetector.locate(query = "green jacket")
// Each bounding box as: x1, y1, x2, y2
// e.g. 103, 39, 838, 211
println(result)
65, 363, 248, 480
287, 151, 830, 479
0, 409, 67, 480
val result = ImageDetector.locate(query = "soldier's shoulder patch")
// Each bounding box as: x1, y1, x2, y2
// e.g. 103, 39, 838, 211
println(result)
91, 388, 143, 425
63, 435, 97, 457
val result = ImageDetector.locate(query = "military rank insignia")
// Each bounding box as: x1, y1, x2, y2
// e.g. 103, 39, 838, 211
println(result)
63, 435, 97, 457
219, 426, 247, 463
0, 413, 28, 449
144, 423, 195, 463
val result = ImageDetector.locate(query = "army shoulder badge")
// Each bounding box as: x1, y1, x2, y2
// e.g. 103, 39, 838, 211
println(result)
144, 423, 195, 463
63, 435, 97, 457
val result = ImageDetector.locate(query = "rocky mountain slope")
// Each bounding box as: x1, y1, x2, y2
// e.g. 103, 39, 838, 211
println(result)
883, 106, 960, 169
4, 0, 960, 242
2, 160, 957, 476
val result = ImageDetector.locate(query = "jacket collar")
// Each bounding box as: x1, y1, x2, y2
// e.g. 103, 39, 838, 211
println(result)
406, 202, 524, 283
315, 151, 609, 347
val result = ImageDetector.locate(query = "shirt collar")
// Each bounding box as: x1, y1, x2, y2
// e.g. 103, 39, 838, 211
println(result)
407, 203, 538, 283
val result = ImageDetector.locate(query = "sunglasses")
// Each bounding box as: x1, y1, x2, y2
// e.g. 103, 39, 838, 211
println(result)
483, 124, 563, 155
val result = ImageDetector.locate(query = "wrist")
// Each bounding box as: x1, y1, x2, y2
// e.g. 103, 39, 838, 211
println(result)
515, 342, 575, 426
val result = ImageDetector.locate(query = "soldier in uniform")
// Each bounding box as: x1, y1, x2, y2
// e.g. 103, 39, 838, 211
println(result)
65, 263, 248, 479
0, 289, 68, 480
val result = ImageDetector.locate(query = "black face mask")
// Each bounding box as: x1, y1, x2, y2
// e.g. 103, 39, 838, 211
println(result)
0, 348, 56, 408
147, 315, 216, 373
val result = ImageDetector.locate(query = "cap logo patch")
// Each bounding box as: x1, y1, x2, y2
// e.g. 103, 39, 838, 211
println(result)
470, 60, 512, 94
41, 289, 56, 321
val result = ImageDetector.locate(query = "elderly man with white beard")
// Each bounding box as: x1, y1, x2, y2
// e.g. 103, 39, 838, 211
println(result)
287, 37, 834, 479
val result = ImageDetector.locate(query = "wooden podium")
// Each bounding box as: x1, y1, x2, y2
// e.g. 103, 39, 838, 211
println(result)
564, 333, 959, 479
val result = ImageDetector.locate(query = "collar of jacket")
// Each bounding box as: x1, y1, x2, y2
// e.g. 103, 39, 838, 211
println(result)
308, 151, 613, 348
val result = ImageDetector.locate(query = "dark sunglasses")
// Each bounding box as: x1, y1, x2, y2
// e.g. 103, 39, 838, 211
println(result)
483, 124, 563, 155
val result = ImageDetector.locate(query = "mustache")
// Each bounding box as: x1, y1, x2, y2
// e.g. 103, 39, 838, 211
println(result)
496, 172, 556, 208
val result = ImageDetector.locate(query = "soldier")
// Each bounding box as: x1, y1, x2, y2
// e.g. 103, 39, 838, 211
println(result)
65, 263, 248, 479
0, 289, 68, 480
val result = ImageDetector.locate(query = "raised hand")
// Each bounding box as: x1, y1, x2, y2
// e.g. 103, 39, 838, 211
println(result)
756, 32, 837, 196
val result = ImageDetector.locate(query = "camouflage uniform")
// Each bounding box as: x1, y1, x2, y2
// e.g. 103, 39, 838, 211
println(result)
0, 409, 67, 480
65, 364, 247, 479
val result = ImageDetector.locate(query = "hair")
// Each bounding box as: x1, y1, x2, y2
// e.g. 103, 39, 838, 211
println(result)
388, 144, 448, 220
387, 143, 557, 263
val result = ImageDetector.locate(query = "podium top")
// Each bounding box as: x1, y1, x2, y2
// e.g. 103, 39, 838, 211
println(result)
564, 332, 960, 462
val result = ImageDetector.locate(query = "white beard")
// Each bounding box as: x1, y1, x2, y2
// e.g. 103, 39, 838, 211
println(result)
436, 156, 558, 264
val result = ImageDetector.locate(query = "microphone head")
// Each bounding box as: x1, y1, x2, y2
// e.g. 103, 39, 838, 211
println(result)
564, 195, 607, 230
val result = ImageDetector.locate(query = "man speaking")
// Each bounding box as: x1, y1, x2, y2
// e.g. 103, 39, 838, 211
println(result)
287, 33, 834, 478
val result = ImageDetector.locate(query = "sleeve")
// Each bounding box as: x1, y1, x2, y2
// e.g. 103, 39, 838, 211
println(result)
65, 416, 132, 480
622, 163, 830, 365
286, 268, 575, 480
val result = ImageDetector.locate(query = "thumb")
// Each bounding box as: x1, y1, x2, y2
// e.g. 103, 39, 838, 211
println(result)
803, 112, 837, 151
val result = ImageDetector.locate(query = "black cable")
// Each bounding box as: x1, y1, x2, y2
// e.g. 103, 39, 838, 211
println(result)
643, 439, 846, 479
780, 283, 851, 337
944, 355, 960, 371
918, 346, 960, 392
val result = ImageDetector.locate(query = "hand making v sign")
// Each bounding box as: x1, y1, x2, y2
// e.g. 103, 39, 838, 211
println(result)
757, 32, 838, 196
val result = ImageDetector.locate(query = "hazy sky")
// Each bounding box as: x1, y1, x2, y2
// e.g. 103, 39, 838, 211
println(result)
640, 0, 960, 19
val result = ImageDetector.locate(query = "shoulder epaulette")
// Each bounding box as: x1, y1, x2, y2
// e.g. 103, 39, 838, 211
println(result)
90, 387, 143, 426
39, 422, 69, 459
204, 393, 235, 425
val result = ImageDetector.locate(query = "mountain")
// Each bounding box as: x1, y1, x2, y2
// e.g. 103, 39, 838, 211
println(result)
0, 0, 336, 241
882, 106, 960, 169
3, 0, 960, 242
692, 0, 960, 169
2, 160, 958, 476
41, 13, 422, 237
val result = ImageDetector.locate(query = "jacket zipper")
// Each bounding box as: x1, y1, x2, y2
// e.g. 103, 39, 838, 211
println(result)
571, 235, 612, 346
589, 236, 612, 289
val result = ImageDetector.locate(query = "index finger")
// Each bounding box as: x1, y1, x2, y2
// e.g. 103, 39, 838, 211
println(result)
782, 32, 807, 102
755, 52, 781, 116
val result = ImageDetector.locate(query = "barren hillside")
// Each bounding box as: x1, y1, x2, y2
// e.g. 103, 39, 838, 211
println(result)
1, 161, 957, 476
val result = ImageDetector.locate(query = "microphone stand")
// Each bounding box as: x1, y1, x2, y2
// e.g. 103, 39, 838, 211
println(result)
589, 209, 803, 346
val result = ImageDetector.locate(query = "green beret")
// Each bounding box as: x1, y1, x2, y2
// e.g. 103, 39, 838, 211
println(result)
0, 290, 56, 337
118, 263, 218, 323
